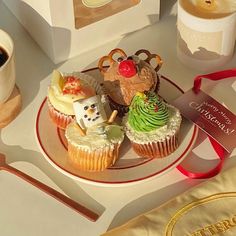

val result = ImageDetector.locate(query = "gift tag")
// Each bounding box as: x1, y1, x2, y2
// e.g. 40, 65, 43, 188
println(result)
173, 89, 236, 153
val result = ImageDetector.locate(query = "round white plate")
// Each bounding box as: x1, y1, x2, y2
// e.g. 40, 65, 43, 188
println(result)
36, 68, 198, 187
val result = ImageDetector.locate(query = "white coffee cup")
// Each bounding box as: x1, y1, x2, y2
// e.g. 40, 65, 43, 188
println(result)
82, 0, 112, 8
0, 29, 15, 103
177, 0, 236, 71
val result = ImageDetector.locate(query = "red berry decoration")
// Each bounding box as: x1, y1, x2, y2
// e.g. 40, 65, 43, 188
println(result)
63, 76, 81, 95
154, 105, 159, 112
118, 59, 137, 78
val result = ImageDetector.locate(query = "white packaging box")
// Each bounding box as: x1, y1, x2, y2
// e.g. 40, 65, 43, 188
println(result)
4, 0, 160, 64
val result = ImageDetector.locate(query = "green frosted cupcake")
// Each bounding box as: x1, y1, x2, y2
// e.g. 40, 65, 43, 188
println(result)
123, 91, 182, 158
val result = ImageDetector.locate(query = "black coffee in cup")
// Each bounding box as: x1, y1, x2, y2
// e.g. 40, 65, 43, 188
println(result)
0, 46, 9, 67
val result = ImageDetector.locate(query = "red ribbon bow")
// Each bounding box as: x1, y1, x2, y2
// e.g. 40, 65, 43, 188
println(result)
177, 69, 236, 179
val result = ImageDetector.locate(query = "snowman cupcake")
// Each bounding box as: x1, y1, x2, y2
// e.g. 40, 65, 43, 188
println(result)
65, 95, 124, 171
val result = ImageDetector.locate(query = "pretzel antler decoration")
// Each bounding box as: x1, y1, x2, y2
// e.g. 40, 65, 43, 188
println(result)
98, 48, 127, 74
135, 49, 163, 72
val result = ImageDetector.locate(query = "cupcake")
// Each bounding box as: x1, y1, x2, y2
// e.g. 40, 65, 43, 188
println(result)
98, 48, 163, 115
65, 94, 124, 171
47, 70, 103, 129
123, 91, 182, 158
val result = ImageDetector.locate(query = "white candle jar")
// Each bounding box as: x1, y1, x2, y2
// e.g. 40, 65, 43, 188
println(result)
177, 0, 236, 71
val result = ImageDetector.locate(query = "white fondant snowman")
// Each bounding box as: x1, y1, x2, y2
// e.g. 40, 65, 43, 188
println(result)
73, 95, 108, 129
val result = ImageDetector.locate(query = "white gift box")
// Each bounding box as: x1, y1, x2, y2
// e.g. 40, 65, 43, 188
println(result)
4, 0, 160, 64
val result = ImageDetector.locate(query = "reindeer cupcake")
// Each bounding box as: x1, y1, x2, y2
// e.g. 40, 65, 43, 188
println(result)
98, 48, 163, 116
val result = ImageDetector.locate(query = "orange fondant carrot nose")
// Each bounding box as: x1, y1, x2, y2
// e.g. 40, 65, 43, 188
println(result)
87, 108, 95, 115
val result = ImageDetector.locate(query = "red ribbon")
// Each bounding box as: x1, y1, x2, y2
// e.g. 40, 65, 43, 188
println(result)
177, 69, 235, 179
193, 69, 236, 93
177, 137, 226, 179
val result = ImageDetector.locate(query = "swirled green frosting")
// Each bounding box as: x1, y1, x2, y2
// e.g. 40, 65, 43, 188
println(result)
128, 91, 169, 132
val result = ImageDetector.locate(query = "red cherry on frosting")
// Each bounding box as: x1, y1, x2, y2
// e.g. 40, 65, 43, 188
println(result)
118, 59, 137, 78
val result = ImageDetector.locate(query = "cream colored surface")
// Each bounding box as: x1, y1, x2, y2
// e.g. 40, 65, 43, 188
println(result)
102, 165, 236, 235
0, 0, 236, 235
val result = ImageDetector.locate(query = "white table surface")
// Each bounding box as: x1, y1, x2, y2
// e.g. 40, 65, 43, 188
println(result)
0, 1, 236, 235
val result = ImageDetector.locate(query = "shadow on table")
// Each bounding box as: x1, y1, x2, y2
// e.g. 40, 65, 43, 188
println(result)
1, 0, 178, 117
0, 1, 67, 113
106, 177, 200, 231
0, 132, 105, 217
105, 128, 236, 231
106, 156, 236, 232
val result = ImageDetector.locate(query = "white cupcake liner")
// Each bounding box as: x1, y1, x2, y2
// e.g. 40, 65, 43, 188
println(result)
131, 132, 179, 158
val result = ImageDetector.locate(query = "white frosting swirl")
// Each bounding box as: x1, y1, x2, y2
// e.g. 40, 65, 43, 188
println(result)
65, 122, 124, 151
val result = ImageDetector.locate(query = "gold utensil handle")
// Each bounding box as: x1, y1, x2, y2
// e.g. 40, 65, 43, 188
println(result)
1, 163, 99, 222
